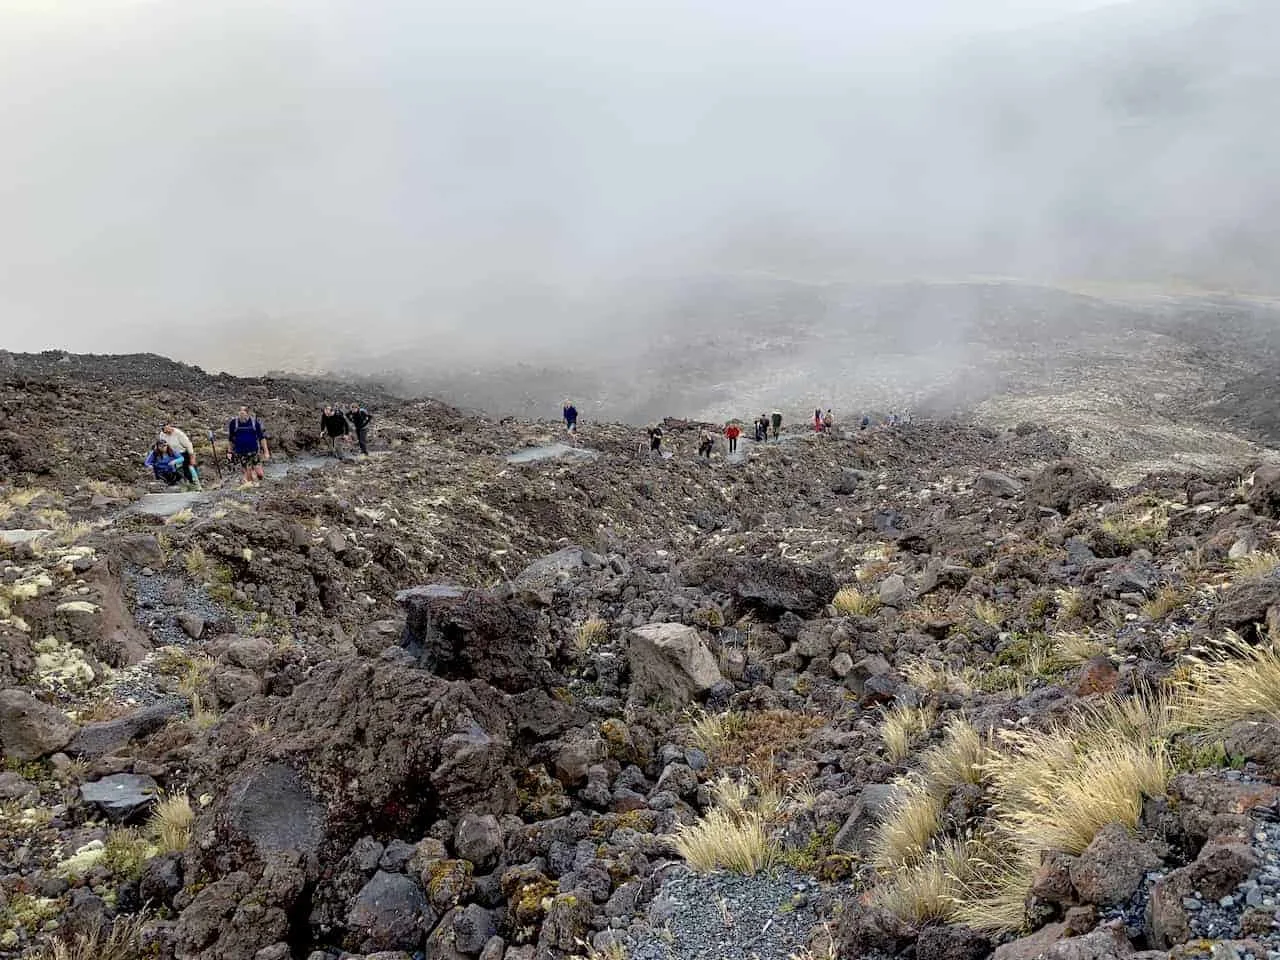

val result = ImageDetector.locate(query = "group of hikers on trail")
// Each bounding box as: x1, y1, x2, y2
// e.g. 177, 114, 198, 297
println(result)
144, 401, 373, 489
320, 403, 374, 458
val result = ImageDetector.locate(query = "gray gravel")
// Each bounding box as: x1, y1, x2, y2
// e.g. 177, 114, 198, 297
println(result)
627, 868, 824, 960
126, 566, 229, 647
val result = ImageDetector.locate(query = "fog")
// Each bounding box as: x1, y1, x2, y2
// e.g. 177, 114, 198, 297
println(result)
1, 0, 1278, 380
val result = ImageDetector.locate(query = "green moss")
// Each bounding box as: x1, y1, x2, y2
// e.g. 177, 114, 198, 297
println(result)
2, 892, 61, 935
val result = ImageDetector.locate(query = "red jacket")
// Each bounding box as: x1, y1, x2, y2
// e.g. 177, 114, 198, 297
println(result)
724, 425, 741, 439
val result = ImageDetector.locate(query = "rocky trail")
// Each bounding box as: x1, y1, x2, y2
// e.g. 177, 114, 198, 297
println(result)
8, 353, 1280, 960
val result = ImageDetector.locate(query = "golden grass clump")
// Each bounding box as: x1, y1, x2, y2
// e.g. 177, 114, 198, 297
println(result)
1141, 585, 1190, 621
920, 719, 990, 797
882, 704, 936, 763
1050, 631, 1105, 668
36, 912, 149, 960
673, 805, 776, 875
573, 617, 609, 654
149, 792, 194, 854
686, 709, 744, 753
986, 732, 1168, 855
833, 585, 881, 617
1174, 631, 1280, 731
902, 658, 976, 696
1233, 550, 1280, 580
972, 598, 1004, 627
871, 779, 943, 871
871, 850, 958, 923
1054, 586, 1087, 624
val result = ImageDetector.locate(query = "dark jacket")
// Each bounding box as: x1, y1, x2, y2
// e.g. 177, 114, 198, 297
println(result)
349, 408, 372, 431
321, 412, 349, 437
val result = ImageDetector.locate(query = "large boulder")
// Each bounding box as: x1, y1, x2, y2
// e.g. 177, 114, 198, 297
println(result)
0, 688, 77, 760
1068, 823, 1161, 906
224, 763, 327, 862
627, 623, 723, 708
833, 784, 902, 856
1247, 464, 1280, 518
974, 471, 1023, 498
398, 588, 554, 693
197, 661, 520, 861
1028, 460, 1114, 514
511, 547, 588, 606
80, 773, 159, 823
66, 698, 185, 759
678, 556, 838, 618
1212, 577, 1280, 638
347, 871, 435, 953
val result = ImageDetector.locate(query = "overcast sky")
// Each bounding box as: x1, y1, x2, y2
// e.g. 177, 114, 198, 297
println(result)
2, 0, 1273, 364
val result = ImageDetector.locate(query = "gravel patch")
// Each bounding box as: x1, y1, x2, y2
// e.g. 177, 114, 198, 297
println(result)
126, 566, 229, 647
628, 868, 824, 960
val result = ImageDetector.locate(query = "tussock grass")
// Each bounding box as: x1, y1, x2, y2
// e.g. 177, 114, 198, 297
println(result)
1233, 550, 1280, 580
673, 806, 776, 875
882, 704, 936, 763
189, 692, 220, 730
149, 792, 194, 854
1050, 630, 1105, 668
164, 507, 195, 525
686, 709, 744, 753
950, 839, 1039, 934
872, 688, 1177, 932
573, 617, 610, 654
8, 487, 48, 508
1054, 586, 1087, 623
1141, 585, 1190, 621
972, 598, 1004, 627
184, 544, 214, 580
1101, 502, 1170, 551
1174, 631, 1280, 731
903, 658, 976, 695
100, 829, 152, 881
871, 779, 943, 871
871, 850, 958, 923
833, 585, 880, 617
920, 719, 990, 797
35, 911, 149, 960
987, 732, 1168, 855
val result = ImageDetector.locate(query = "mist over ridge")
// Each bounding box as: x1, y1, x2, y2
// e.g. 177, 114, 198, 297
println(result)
1, 0, 1277, 392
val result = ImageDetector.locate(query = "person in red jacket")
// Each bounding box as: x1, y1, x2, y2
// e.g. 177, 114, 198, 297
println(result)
724, 421, 742, 454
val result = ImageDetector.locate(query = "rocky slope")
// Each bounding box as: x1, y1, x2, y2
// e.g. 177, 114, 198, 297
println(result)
5, 353, 1280, 960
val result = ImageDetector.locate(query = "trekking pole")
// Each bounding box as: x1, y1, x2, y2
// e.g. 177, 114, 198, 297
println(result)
206, 430, 223, 481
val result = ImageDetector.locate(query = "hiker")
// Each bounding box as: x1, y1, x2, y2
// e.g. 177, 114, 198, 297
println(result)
753, 414, 766, 442
347, 403, 373, 456
160, 422, 201, 489
860, 415, 870, 430
724, 421, 741, 454
145, 440, 185, 487
697, 429, 715, 460
228, 406, 268, 483
647, 424, 663, 454
813, 408, 823, 432
320, 405, 349, 458
563, 400, 578, 434
823, 409, 834, 433
770, 410, 782, 440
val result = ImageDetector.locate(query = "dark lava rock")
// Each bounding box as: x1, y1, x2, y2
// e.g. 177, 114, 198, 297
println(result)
65, 698, 185, 759
0, 688, 78, 760
347, 870, 435, 952
80, 772, 159, 823
678, 556, 837, 619
1028, 460, 1114, 514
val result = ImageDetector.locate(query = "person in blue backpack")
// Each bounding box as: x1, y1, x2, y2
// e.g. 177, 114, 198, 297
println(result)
228, 406, 269, 483
145, 440, 185, 486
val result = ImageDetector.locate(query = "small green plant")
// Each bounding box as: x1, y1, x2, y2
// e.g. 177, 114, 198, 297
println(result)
1054, 586, 1087, 624
34, 911, 150, 960
100, 828, 153, 881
